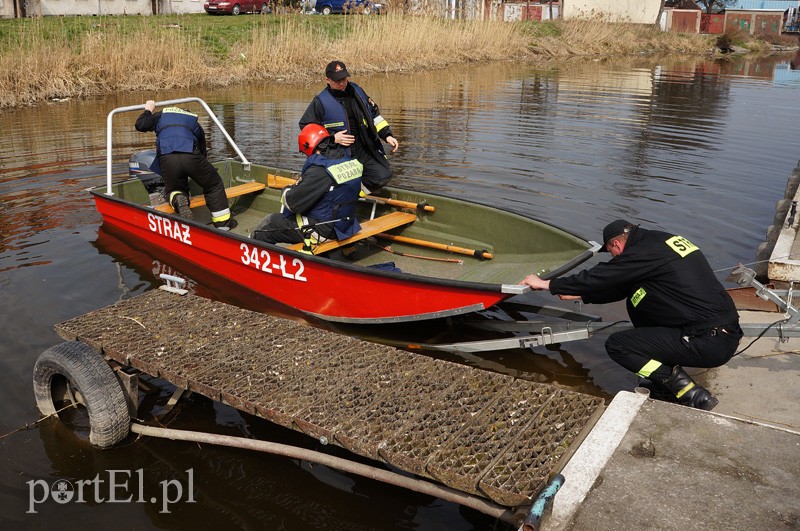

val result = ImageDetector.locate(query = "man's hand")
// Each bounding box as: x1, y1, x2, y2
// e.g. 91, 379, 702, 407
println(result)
521, 274, 550, 291
334, 130, 355, 147
521, 274, 582, 300
145, 100, 156, 113
385, 135, 399, 153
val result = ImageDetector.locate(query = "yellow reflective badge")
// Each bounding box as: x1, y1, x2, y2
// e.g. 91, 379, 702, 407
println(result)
666, 236, 699, 257
328, 160, 363, 184
631, 287, 646, 307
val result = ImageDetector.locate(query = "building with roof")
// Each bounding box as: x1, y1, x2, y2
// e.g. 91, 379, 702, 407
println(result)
724, 0, 800, 35
2, 0, 205, 17
660, 0, 703, 33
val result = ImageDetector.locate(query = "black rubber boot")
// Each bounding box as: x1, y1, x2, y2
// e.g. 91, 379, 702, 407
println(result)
171, 193, 193, 220
662, 366, 718, 411
637, 378, 677, 403
213, 218, 238, 231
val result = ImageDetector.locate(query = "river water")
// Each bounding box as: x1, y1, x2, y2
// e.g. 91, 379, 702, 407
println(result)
2, 54, 799, 529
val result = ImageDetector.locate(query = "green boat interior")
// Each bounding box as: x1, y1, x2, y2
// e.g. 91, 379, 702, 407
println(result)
96, 158, 594, 285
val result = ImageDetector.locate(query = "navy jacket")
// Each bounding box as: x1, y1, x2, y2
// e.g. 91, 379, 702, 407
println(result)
282, 145, 363, 240
299, 82, 393, 168
135, 107, 207, 156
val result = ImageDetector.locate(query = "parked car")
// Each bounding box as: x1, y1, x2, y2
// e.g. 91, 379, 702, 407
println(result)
306, 0, 382, 15
204, 0, 271, 15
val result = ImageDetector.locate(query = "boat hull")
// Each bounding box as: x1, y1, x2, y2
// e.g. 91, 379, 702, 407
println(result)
93, 193, 506, 323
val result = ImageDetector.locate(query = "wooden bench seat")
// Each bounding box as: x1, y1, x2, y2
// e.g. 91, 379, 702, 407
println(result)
288, 211, 417, 255
154, 181, 266, 214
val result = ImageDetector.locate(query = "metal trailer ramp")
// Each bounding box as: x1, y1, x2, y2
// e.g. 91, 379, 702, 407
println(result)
54, 289, 604, 512
420, 265, 800, 354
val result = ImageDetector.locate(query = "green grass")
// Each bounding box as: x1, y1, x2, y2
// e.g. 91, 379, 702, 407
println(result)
519, 19, 561, 38
0, 13, 355, 59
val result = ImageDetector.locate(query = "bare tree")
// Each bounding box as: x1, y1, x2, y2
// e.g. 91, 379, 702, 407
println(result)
694, 0, 738, 14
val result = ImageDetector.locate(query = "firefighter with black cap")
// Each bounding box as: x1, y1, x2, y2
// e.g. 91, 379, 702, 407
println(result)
299, 60, 398, 194
521, 218, 743, 411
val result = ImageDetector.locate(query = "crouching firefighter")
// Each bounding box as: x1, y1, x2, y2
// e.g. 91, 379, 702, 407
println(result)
252, 124, 363, 250
135, 100, 236, 230
521, 219, 743, 411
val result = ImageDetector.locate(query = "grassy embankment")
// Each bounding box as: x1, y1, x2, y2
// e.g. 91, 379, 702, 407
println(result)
0, 13, 722, 108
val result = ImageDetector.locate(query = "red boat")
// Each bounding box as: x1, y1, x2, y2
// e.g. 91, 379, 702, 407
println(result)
95, 98, 598, 323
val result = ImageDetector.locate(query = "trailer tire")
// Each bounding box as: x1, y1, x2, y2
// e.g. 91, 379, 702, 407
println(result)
33, 341, 130, 448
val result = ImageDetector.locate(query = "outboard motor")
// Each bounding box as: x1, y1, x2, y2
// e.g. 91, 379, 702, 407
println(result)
128, 150, 164, 193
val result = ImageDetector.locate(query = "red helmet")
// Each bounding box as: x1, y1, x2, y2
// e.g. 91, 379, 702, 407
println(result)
298, 124, 330, 156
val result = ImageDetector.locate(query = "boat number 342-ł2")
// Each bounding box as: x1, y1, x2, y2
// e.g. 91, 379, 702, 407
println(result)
239, 243, 307, 282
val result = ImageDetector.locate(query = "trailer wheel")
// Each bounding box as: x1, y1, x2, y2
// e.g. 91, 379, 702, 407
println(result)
33, 341, 130, 448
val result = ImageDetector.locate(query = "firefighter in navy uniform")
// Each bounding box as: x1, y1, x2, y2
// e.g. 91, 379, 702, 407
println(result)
299, 60, 398, 193
252, 124, 363, 248
135, 100, 236, 230
521, 219, 743, 411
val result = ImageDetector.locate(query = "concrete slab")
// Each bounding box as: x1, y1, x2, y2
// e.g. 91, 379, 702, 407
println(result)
546, 397, 800, 530
544, 308, 800, 530
547, 390, 649, 528
701, 310, 800, 432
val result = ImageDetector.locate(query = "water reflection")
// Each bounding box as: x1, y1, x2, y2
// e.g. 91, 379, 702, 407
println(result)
2, 53, 800, 529
3, 54, 799, 392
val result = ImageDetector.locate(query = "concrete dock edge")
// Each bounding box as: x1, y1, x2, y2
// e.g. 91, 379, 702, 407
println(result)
545, 389, 649, 529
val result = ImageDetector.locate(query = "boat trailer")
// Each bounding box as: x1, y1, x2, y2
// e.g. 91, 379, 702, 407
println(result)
37, 285, 609, 529
420, 265, 800, 353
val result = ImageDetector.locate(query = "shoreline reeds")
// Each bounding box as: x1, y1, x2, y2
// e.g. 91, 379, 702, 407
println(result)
0, 14, 720, 108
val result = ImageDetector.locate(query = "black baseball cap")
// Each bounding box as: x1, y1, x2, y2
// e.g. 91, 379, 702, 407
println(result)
601, 219, 635, 252
325, 61, 350, 81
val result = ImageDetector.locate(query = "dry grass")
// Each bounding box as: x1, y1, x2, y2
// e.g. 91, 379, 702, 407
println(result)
533, 19, 717, 57
0, 19, 213, 105
0, 15, 723, 107
79, 27, 213, 92
238, 15, 530, 83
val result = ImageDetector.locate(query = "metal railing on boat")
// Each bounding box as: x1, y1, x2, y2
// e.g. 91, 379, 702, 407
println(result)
105, 97, 250, 196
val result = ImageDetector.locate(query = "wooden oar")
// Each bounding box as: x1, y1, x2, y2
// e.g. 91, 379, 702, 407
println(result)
366, 195, 436, 213
267, 174, 436, 212
376, 233, 493, 260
